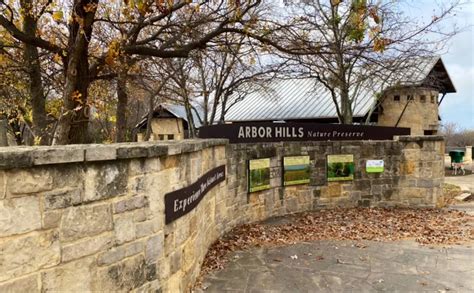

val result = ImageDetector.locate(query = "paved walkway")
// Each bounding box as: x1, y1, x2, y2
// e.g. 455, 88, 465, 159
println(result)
443, 173, 474, 216
199, 176, 474, 292
445, 174, 474, 193
200, 240, 474, 292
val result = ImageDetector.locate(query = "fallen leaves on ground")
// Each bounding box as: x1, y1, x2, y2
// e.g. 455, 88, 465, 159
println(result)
199, 208, 474, 280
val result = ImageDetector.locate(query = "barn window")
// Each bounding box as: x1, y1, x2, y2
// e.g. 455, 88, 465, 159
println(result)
393, 95, 400, 101
420, 95, 426, 103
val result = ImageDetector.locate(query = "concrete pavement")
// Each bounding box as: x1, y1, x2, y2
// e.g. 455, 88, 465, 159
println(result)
198, 173, 474, 292
199, 240, 474, 292
445, 174, 474, 194
444, 172, 474, 215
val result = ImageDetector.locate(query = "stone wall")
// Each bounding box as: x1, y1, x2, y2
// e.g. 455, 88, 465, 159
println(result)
378, 87, 440, 135
0, 136, 444, 292
137, 118, 185, 142
226, 136, 445, 224
465, 146, 472, 163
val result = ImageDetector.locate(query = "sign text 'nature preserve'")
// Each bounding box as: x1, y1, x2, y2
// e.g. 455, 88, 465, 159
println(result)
165, 165, 226, 224
198, 123, 410, 143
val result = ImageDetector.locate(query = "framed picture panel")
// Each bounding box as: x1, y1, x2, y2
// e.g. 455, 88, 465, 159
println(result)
327, 154, 355, 181
283, 156, 311, 186
248, 158, 271, 192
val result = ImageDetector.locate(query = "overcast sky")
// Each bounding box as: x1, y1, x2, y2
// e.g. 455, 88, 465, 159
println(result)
408, 0, 474, 130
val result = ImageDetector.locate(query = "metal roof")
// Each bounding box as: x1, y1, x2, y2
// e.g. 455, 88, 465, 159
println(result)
164, 104, 203, 128
135, 56, 455, 128
217, 56, 455, 123
135, 103, 203, 130
221, 78, 372, 121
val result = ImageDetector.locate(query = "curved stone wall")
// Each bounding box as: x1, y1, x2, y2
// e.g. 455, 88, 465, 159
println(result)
0, 136, 444, 292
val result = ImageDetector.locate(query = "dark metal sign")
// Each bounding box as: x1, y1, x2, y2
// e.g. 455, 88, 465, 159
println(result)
165, 165, 225, 224
198, 122, 410, 143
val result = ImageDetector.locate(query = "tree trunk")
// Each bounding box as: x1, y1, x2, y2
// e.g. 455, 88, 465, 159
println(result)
219, 90, 232, 124
209, 89, 222, 125
218, 103, 226, 124
183, 99, 196, 138
69, 49, 92, 144
0, 119, 8, 146
53, 47, 91, 144
8, 111, 23, 145
115, 69, 128, 142
340, 88, 353, 124
144, 95, 155, 141
203, 93, 209, 126
20, 0, 49, 145
52, 0, 98, 145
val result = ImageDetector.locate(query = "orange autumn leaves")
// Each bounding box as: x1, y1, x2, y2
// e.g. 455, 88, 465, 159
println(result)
105, 40, 120, 66
332, 0, 391, 52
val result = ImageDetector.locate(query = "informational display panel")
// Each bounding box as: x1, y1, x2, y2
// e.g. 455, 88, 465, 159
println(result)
283, 156, 311, 186
327, 154, 355, 182
248, 158, 271, 192
366, 160, 384, 173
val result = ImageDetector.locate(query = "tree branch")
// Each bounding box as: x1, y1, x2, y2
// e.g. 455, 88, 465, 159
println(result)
0, 15, 62, 54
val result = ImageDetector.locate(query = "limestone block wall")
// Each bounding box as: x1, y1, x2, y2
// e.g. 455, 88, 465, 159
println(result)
137, 118, 185, 142
378, 87, 440, 135
225, 136, 445, 225
0, 140, 228, 292
465, 146, 472, 163
0, 136, 444, 292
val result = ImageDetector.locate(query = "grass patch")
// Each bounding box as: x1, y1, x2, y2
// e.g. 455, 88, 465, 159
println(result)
438, 183, 464, 207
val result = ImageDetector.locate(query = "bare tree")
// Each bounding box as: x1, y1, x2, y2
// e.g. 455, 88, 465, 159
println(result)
96, 0, 265, 141
229, 0, 462, 124
156, 57, 199, 137
191, 32, 287, 125
441, 122, 474, 147
136, 61, 176, 141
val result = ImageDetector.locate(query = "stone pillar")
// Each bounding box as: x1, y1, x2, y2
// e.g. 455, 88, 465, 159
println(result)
465, 146, 472, 163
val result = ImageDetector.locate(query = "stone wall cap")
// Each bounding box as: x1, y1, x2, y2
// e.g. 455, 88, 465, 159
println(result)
0, 139, 228, 170
0, 147, 35, 169
394, 135, 444, 142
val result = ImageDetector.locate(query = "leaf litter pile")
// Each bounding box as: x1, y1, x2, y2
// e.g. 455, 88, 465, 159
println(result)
200, 208, 473, 276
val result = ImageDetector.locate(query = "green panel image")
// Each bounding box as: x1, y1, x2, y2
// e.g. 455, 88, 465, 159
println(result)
327, 154, 355, 181
366, 160, 384, 173
283, 156, 311, 186
248, 158, 271, 192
